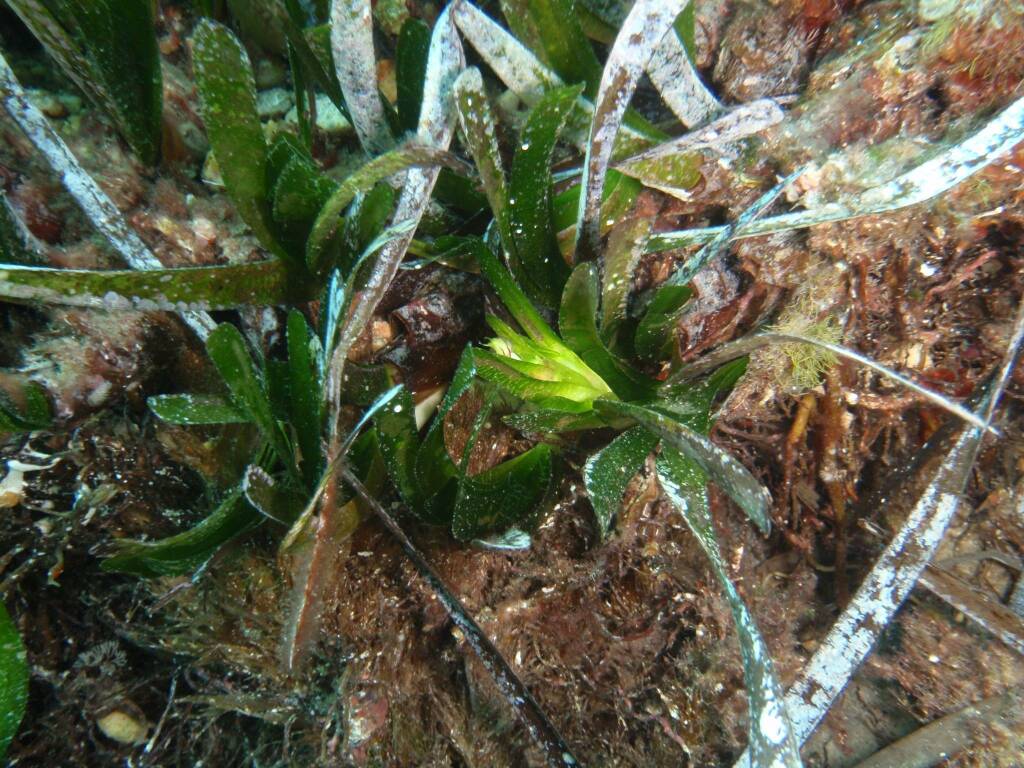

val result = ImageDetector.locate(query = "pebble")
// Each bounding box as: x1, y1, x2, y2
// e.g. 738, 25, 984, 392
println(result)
96, 710, 149, 745
201, 152, 223, 187
285, 93, 353, 136
26, 89, 68, 119
257, 87, 293, 118
254, 58, 286, 89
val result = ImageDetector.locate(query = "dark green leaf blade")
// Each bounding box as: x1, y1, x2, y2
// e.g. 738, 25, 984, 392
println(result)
148, 393, 251, 425
452, 444, 553, 541
500, 0, 602, 93
473, 240, 561, 346
0, 601, 27, 758
193, 19, 286, 260
396, 18, 431, 133
306, 144, 456, 276
635, 283, 691, 360
583, 426, 658, 539
595, 398, 772, 534
102, 486, 258, 577
600, 216, 650, 352
72, 0, 163, 165
7, 0, 163, 165
242, 464, 306, 524
655, 446, 801, 768
272, 155, 338, 232
508, 84, 580, 307
287, 310, 323, 487
558, 263, 654, 401
206, 323, 298, 482
0, 381, 51, 432
373, 386, 424, 510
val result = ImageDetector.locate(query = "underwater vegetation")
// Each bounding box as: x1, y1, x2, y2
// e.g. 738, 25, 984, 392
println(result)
1, 0, 1024, 765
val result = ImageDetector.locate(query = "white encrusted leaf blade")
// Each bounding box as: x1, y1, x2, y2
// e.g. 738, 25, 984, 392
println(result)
646, 12, 721, 128
575, 0, 685, 260
649, 96, 1024, 253
330, 0, 392, 153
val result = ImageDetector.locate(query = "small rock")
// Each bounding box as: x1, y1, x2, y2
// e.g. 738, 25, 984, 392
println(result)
26, 89, 68, 119
285, 93, 353, 136
201, 152, 223, 187
96, 710, 149, 745
57, 93, 82, 114
257, 87, 292, 118
254, 58, 286, 89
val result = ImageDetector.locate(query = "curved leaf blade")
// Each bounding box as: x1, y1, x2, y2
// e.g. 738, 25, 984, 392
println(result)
508, 83, 581, 307
306, 144, 457, 276
102, 486, 257, 577
148, 393, 250, 425
656, 447, 801, 768
634, 283, 691, 360
193, 19, 285, 261
452, 443, 553, 541
0, 601, 27, 759
595, 398, 772, 533
584, 426, 658, 539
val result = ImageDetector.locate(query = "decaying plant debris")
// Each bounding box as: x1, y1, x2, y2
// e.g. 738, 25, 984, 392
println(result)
2, 0, 1024, 766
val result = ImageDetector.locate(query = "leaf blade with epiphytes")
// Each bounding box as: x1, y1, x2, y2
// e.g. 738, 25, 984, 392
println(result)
306, 144, 458, 276
193, 19, 287, 261
583, 425, 658, 538
452, 443, 553, 541
0, 601, 28, 758
0, 259, 300, 312
595, 398, 772, 534
508, 83, 581, 307
655, 447, 801, 768
206, 323, 299, 484
148, 394, 251, 425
